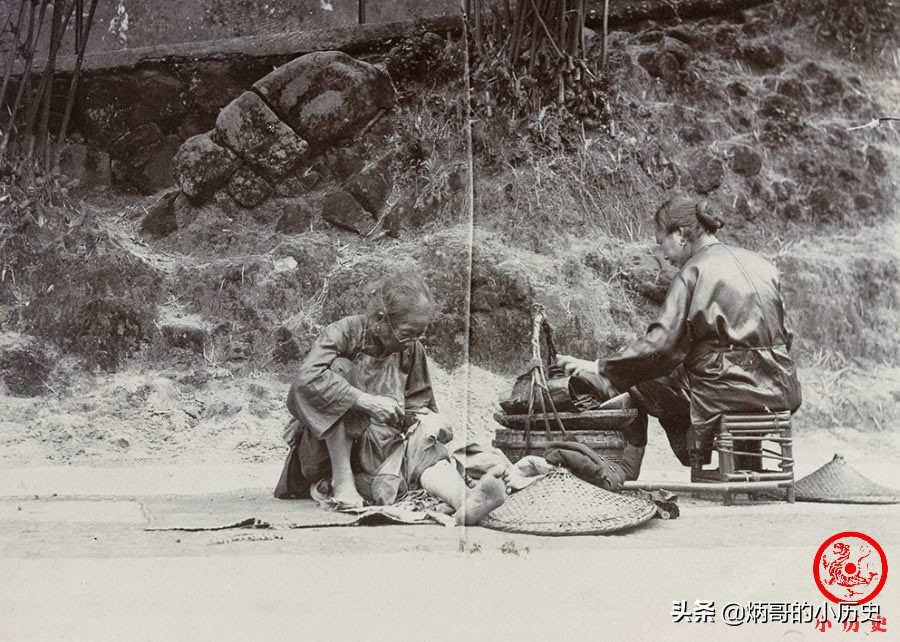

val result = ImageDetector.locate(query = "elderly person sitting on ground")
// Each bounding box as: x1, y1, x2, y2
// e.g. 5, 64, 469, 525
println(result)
275, 267, 505, 525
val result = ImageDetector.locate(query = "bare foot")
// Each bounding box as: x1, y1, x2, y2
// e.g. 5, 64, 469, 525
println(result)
455, 465, 507, 526
331, 475, 364, 509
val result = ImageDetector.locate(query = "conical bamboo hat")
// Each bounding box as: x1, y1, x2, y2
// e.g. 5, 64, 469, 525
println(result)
795, 454, 900, 504
481, 468, 656, 535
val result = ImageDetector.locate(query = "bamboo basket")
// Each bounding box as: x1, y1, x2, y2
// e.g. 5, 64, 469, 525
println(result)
494, 305, 637, 464
492, 409, 637, 463
493, 427, 627, 463
493, 409, 637, 432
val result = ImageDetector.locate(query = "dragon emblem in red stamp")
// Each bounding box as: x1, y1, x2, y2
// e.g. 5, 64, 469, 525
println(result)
814, 532, 888, 604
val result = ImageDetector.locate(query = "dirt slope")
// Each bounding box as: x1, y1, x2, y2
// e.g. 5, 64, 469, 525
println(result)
1, 3, 898, 470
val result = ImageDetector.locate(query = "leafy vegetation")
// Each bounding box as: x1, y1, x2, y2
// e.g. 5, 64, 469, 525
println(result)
464, 0, 609, 125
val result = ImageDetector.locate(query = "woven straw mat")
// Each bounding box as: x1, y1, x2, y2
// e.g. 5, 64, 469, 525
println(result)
795, 454, 900, 504
480, 468, 657, 536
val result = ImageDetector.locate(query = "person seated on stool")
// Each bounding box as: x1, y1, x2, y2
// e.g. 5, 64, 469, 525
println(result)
557, 196, 802, 480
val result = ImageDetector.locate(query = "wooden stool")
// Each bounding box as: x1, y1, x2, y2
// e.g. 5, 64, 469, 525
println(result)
690, 410, 795, 505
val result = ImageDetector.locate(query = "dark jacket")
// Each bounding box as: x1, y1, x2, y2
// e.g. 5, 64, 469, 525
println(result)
600, 243, 802, 430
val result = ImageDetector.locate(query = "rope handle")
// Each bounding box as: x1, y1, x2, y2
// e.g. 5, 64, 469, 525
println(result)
542, 317, 558, 367
531, 303, 561, 370
523, 303, 571, 450
529, 303, 546, 368
530, 303, 561, 369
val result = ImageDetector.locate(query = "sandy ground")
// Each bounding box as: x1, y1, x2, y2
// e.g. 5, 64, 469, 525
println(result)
2, 544, 898, 642
1, 419, 898, 642
1, 477, 898, 642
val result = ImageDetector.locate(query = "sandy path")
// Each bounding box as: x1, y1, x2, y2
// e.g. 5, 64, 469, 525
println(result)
1, 520, 898, 642
1, 420, 898, 642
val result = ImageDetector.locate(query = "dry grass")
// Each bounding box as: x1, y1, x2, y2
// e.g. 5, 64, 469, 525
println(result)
797, 362, 900, 438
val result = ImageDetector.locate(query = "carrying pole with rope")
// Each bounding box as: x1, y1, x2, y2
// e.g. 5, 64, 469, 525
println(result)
524, 303, 569, 451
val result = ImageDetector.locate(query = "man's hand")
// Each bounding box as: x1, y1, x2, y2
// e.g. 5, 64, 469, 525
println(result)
556, 354, 599, 377
590, 372, 620, 401
355, 393, 404, 425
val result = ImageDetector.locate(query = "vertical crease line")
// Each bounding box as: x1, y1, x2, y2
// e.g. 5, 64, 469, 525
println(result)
459, 1, 476, 538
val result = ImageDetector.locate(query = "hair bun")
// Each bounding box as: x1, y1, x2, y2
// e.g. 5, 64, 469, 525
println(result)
696, 200, 724, 231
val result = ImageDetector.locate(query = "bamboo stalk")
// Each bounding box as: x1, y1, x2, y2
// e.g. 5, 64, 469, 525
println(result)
536, 6, 546, 54
526, 0, 543, 74
623, 480, 790, 493
0, 0, 44, 156
24, 0, 72, 143
55, 0, 100, 171
570, 0, 584, 57
578, 0, 585, 55
529, 0, 564, 60
473, 0, 483, 57
509, 0, 528, 65
558, 0, 566, 51
0, 0, 28, 117
29, 0, 77, 173
74, 0, 82, 54
601, 0, 609, 68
